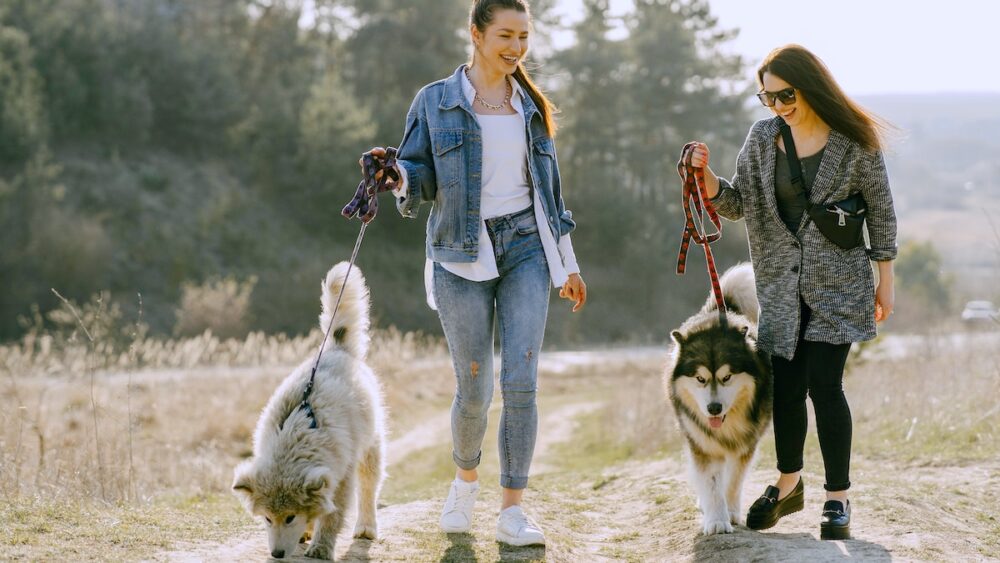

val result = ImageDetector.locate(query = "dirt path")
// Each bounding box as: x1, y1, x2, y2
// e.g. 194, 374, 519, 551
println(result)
161, 457, 1000, 562
568, 456, 1000, 562
154, 398, 605, 562
150, 343, 1000, 562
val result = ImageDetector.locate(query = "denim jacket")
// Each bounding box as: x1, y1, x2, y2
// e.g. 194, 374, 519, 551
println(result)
395, 65, 576, 263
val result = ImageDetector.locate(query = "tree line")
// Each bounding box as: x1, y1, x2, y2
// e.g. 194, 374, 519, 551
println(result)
0, 0, 766, 344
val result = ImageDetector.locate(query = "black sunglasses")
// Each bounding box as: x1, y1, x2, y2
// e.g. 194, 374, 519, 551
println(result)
756, 87, 796, 107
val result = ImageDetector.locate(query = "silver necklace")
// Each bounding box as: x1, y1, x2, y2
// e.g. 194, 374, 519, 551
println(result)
465, 67, 511, 111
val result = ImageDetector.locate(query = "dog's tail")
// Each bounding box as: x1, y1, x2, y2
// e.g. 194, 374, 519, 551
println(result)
702, 262, 759, 325
319, 262, 371, 359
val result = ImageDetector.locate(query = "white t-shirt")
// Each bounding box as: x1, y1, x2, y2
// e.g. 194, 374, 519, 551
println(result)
439, 111, 530, 281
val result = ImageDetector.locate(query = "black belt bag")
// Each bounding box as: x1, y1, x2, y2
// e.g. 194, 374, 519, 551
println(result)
780, 123, 866, 250
807, 193, 865, 250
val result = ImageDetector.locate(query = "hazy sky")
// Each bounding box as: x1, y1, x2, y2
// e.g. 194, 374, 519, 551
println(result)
550, 0, 999, 95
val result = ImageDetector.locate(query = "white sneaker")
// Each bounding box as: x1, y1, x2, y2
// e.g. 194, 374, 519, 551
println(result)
440, 478, 479, 533
496, 505, 546, 546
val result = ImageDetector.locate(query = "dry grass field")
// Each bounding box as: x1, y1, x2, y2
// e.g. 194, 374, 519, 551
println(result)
2, 324, 999, 561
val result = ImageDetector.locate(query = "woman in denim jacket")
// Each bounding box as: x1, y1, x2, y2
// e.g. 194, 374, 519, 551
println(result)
365, 0, 585, 547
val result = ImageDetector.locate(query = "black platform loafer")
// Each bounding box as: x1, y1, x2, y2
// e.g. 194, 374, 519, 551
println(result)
746, 477, 804, 530
820, 500, 851, 540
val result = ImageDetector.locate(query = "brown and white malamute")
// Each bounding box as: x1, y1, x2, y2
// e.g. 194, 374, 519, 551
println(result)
665, 263, 773, 535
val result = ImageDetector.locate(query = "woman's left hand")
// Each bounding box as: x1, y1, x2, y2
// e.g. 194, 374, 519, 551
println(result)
560, 273, 587, 312
874, 277, 894, 322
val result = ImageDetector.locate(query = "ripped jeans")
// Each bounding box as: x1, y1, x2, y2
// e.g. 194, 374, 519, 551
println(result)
433, 206, 550, 490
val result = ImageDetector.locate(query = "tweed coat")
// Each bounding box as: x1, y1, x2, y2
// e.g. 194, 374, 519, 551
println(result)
712, 116, 897, 360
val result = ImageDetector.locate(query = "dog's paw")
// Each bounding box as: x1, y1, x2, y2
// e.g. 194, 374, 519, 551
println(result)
729, 510, 745, 526
304, 541, 334, 560
702, 518, 734, 535
353, 521, 377, 540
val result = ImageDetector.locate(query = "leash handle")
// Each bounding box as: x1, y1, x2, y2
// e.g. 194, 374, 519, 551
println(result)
676, 142, 723, 274
676, 142, 727, 325
342, 147, 400, 224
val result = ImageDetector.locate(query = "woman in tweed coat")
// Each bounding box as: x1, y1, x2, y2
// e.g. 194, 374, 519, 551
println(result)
687, 45, 897, 540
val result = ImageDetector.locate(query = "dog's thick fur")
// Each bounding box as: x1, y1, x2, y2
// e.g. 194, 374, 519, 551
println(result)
232, 263, 386, 559
665, 263, 773, 535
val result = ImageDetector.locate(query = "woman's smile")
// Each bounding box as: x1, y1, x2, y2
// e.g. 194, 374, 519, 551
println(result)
778, 106, 797, 121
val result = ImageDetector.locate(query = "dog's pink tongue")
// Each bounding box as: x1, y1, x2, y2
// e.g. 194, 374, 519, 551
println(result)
708, 416, 724, 429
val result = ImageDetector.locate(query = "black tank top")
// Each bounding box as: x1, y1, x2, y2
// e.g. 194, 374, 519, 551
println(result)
774, 146, 825, 233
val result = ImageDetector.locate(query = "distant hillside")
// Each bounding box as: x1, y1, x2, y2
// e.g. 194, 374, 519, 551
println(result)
858, 92, 1000, 129
859, 93, 1000, 295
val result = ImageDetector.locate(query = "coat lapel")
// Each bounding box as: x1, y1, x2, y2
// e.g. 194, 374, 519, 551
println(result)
809, 129, 849, 204
758, 118, 789, 234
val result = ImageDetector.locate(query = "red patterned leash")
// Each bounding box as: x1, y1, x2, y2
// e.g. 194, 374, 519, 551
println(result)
676, 142, 727, 327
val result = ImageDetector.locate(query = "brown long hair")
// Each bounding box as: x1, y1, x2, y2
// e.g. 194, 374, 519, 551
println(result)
758, 45, 888, 152
470, 0, 558, 137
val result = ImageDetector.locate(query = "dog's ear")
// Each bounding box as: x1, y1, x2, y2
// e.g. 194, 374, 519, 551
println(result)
232, 479, 253, 494
232, 461, 256, 508
671, 330, 686, 345
305, 467, 337, 514
232, 461, 254, 493
304, 466, 331, 492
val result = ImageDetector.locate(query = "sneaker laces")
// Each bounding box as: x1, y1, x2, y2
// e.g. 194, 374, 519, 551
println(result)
500, 506, 541, 535
443, 481, 477, 516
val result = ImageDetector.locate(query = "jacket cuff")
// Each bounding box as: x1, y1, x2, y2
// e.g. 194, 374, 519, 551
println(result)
391, 162, 408, 198
866, 246, 898, 262
558, 209, 576, 236
395, 159, 421, 218
709, 180, 730, 203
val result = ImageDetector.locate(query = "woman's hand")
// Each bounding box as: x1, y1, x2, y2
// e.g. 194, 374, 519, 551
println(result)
683, 142, 720, 198
360, 147, 389, 181
874, 261, 895, 322
689, 142, 710, 169
559, 273, 587, 312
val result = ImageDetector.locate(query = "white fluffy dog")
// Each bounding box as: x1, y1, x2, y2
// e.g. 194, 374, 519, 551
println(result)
232, 263, 386, 560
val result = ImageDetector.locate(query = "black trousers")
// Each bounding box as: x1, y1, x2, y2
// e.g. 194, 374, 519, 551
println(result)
771, 303, 853, 492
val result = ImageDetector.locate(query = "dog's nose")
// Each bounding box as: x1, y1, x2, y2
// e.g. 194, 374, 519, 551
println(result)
707, 402, 723, 416
271, 549, 285, 559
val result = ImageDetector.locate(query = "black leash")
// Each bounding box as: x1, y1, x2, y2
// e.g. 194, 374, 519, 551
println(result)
279, 148, 399, 431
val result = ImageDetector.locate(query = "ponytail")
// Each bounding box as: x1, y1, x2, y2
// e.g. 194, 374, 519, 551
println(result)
513, 63, 558, 137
